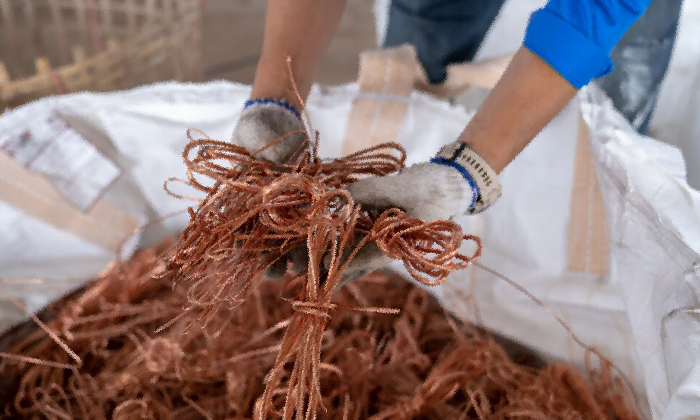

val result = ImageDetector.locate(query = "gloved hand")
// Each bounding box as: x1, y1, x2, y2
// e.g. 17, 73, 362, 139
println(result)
335, 140, 502, 286
231, 98, 307, 163
267, 140, 502, 286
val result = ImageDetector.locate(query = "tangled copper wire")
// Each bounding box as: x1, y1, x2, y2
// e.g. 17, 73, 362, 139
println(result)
165, 128, 482, 418
0, 241, 638, 419
168, 129, 480, 314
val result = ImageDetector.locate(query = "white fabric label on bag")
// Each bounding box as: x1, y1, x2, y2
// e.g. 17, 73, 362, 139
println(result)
0, 113, 121, 212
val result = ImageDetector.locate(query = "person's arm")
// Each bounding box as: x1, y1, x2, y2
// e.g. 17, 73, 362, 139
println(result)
337, 0, 655, 284
251, 0, 349, 111
459, 47, 577, 174
230, 0, 347, 164
461, 0, 652, 174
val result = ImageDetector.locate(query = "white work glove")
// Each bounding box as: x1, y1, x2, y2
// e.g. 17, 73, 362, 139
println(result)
231, 99, 307, 164
267, 141, 503, 286
336, 141, 502, 285
328, 161, 476, 285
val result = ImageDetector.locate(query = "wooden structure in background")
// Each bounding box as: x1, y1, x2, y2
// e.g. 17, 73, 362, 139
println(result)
0, 0, 202, 108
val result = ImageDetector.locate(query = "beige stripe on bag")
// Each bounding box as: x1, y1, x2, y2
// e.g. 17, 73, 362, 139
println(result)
342, 47, 515, 157
0, 151, 139, 254
342, 45, 419, 156
417, 53, 513, 98
566, 114, 609, 274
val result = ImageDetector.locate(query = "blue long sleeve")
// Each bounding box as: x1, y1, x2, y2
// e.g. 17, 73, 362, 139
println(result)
523, 0, 652, 89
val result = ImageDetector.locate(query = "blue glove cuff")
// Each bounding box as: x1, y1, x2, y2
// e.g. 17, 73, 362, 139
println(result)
430, 156, 480, 212
244, 98, 301, 119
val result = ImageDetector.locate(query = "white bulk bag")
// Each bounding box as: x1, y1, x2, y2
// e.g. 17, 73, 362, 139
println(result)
0, 77, 697, 418
0, 94, 151, 333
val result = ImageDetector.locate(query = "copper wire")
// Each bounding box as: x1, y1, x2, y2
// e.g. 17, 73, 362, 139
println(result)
161, 123, 483, 418
0, 130, 640, 418
0, 251, 639, 419
0, 128, 639, 419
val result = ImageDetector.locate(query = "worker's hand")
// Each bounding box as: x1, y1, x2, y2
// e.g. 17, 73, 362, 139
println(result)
336, 141, 502, 286
231, 99, 307, 164
266, 141, 502, 287
348, 162, 474, 222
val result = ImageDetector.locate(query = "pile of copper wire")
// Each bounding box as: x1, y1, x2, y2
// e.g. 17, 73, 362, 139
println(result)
0, 240, 638, 419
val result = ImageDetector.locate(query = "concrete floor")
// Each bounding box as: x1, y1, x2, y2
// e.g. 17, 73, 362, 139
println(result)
200, 0, 377, 85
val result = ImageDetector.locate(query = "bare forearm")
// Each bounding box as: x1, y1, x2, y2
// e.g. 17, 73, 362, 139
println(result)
459, 47, 577, 173
251, 0, 348, 110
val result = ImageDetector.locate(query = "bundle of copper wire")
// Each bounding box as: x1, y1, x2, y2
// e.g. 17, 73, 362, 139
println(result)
0, 240, 638, 419
167, 129, 480, 315
165, 128, 483, 418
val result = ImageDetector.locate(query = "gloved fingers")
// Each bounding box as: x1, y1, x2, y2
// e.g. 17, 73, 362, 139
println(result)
262, 234, 393, 284
343, 242, 392, 272
346, 178, 402, 215
347, 162, 474, 222
234, 239, 285, 280
262, 244, 311, 280
288, 247, 310, 275
261, 238, 297, 280
231, 103, 308, 164
333, 242, 394, 288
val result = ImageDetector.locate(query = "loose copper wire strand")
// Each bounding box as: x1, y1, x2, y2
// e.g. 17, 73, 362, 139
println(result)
472, 261, 641, 414
0, 289, 81, 368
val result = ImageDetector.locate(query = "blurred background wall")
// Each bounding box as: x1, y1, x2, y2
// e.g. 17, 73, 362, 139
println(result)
200, 0, 376, 85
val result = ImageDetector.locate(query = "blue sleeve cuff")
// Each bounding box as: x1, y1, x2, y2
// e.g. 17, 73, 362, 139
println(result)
523, 9, 614, 89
